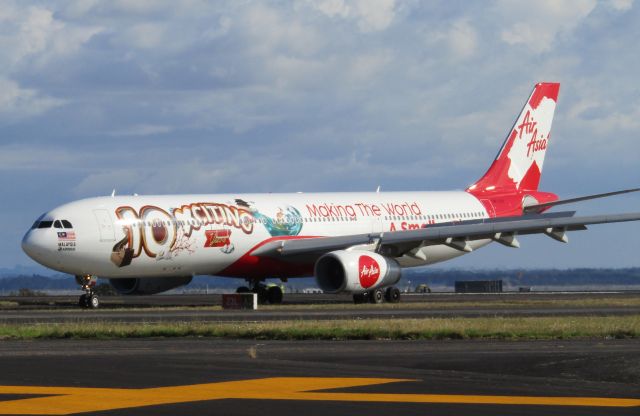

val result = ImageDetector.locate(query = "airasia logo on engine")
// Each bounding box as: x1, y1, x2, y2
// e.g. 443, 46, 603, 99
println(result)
358, 256, 381, 288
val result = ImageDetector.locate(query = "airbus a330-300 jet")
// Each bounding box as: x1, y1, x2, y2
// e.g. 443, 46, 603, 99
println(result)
22, 83, 640, 308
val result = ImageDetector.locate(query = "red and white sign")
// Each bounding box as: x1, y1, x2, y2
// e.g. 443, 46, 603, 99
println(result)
204, 229, 231, 248
358, 255, 380, 288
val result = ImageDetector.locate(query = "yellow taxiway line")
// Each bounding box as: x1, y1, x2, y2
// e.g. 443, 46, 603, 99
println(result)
1, 377, 639, 415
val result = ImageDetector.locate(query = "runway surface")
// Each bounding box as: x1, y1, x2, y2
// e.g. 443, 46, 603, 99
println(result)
0, 338, 638, 415
1, 292, 639, 324
4, 291, 640, 308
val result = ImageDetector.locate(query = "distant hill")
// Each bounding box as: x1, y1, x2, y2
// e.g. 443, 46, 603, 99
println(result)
0, 265, 68, 279
0, 275, 78, 292
404, 268, 640, 287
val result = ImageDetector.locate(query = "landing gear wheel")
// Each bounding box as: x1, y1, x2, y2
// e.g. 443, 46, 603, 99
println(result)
88, 294, 99, 309
385, 287, 401, 303
76, 274, 99, 309
79, 293, 99, 309
370, 288, 384, 304
267, 286, 283, 304
254, 286, 269, 304
236, 286, 250, 294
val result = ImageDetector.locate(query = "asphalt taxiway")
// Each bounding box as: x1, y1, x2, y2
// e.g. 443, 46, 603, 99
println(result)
1, 293, 639, 415
0, 338, 638, 415
1, 291, 639, 324
1, 304, 639, 325
4, 291, 640, 308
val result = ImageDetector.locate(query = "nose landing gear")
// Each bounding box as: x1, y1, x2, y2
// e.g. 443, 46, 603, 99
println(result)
75, 275, 99, 309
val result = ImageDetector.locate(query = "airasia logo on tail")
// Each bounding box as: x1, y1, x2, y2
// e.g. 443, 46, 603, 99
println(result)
359, 255, 381, 288
517, 110, 548, 158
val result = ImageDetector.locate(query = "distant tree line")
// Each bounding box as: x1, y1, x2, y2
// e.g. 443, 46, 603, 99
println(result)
408, 268, 640, 287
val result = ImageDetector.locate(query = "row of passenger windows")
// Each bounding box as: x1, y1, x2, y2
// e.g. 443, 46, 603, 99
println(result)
129, 211, 485, 227
32, 212, 485, 230
386, 211, 486, 221
32, 220, 73, 229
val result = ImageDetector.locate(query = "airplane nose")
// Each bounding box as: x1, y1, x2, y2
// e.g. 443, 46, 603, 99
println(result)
22, 230, 47, 264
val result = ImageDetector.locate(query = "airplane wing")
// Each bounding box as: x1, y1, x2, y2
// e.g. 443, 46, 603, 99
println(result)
251, 211, 640, 261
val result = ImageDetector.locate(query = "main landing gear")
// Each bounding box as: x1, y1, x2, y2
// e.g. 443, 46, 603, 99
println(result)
236, 281, 283, 305
353, 286, 401, 304
75, 275, 99, 309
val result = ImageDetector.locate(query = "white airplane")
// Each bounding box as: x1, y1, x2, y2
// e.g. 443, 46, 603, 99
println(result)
22, 82, 640, 308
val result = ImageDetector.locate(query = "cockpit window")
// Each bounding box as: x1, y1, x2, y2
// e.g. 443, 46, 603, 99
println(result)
37, 221, 53, 229
54, 220, 63, 229
61, 220, 73, 228
31, 214, 47, 229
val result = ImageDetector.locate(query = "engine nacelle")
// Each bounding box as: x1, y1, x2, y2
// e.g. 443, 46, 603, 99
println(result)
109, 276, 193, 295
315, 250, 401, 294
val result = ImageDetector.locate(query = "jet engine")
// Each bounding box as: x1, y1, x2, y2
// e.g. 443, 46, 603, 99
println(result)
109, 276, 193, 295
314, 250, 401, 294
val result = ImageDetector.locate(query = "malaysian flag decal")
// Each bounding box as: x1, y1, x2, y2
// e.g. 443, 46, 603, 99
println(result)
57, 231, 76, 241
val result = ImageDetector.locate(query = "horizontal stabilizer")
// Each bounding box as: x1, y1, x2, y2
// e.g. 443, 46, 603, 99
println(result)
524, 187, 640, 213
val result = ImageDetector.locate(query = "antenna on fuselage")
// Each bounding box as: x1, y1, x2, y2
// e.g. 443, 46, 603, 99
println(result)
376, 186, 381, 193
111, 189, 116, 197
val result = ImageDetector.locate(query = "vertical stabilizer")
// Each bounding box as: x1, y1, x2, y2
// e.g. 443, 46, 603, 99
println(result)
467, 82, 560, 195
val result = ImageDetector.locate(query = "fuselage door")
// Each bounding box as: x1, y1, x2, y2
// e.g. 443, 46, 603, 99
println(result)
93, 209, 115, 242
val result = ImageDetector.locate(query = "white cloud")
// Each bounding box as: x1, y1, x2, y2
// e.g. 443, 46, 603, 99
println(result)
245, 5, 324, 57
109, 124, 172, 137
0, 78, 64, 122
125, 22, 166, 49
608, 0, 634, 11
448, 20, 478, 59
0, 4, 99, 123
309, 0, 396, 32
0, 5, 102, 68
498, 0, 597, 53
202, 16, 232, 41
62, 0, 100, 18
310, 0, 350, 18
347, 50, 392, 83
110, 0, 169, 15
353, 0, 396, 32
0, 144, 79, 170
72, 159, 241, 196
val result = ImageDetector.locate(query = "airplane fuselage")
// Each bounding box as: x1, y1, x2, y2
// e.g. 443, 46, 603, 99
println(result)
23, 191, 492, 280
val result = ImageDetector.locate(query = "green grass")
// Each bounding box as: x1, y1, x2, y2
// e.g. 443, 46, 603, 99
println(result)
259, 297, 640, 310
1, 315, 639, 340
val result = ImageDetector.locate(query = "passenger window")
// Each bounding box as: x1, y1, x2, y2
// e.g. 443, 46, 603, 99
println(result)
61, 220, 73, 228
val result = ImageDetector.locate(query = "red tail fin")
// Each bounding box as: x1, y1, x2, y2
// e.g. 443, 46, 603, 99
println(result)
467, 82, 560, 196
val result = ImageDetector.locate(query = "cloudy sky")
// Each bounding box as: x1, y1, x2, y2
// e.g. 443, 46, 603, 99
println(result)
1, 0, 639, 272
